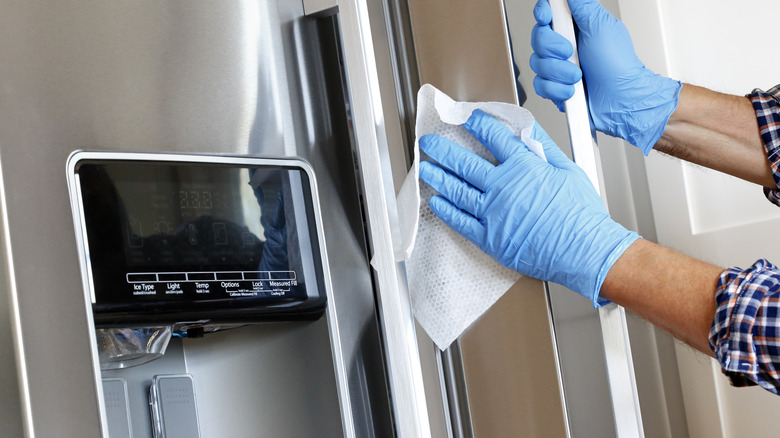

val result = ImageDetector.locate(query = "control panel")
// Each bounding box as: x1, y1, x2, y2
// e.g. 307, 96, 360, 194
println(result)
67, 152, 329, 326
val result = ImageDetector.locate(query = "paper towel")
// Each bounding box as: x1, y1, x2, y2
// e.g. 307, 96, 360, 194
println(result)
396, 84, 546, 350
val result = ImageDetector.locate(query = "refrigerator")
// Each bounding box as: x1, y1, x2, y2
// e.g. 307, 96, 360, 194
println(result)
0, 0, 655, 436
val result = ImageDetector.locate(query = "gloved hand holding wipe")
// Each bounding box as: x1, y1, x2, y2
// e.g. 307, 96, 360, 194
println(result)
530, 0, 682, 154
419, 109, 639, 307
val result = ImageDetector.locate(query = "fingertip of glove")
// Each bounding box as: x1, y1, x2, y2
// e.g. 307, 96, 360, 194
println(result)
533, 0, 551, 25
532, 75, 575, 107
419, 134, 439, 153
463, 108, 489, 134
466, 108, 489, 123
530, 121, 549, 141
428, 195, 448, 215
418, 160, 436, 181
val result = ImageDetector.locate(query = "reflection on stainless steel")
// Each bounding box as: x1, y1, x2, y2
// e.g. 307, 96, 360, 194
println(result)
96, 327, 172, 370
0, 210, 23, 436
0, 0, 394, 436
438, 341, 474, 438
406, 0, 570, 436
338, 0, 434, 436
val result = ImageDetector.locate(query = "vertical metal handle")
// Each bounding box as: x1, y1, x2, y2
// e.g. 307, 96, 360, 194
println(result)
338, 0, 433, 436
548, 1, 645, 436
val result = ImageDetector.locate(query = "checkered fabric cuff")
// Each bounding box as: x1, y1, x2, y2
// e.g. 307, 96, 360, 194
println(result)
710, 259, 780, 394
748, 85, 780, 206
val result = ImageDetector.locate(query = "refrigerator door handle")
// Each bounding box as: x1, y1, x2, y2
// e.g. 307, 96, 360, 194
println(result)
338, 0, 433, 436
548, 1, 645, 437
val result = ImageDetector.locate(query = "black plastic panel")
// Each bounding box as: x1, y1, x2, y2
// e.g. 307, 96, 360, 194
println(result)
74, 157, 326, 326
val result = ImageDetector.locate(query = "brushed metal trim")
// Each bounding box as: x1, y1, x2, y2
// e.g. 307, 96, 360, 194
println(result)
303, 0, 337, 16
65, 150, 356, 437
337, 0, 432, 435
379, 0, 420, 157
0, 153, 35, 437
438, 341, 473, 438
548, 1, 645, 436
543, 281, 574, 438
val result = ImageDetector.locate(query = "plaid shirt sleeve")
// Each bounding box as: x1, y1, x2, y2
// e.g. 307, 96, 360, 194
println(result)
710, 260, 780, 394
748, 85, 780, 205
709, 86, 780, 393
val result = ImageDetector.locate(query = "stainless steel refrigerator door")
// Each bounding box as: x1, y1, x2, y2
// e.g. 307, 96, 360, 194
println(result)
336, 0, 434, 435
405, 0, 570, 435
0, 1, 395, 436
401, 0, 646, 436
0, 211, 23, 436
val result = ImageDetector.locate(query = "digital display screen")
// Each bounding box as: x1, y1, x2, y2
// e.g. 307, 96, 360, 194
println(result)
73, 157, 325, 325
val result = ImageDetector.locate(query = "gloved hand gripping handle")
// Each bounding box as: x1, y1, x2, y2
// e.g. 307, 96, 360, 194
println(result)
547, 0, 604, 198
545, 2, 646, 436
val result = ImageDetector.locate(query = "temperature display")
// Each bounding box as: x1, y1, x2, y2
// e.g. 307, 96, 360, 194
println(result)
178, 190, 213, 210
70, 154, 327, 326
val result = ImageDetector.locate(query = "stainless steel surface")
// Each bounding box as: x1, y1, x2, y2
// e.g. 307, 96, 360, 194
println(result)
459, 278, 569, 437
0, 0, 394, 436
416, 320, 452, 438
338, 0, 433, 435
408, 0, 517, 103
182, 322, 343, 438
376, 1, 453, 435
406, 1, 570, 436
379, 0, 421, 158
438, 341, 474, 438
303, 0, 337, 15
361, 0, 414, 191
544, 283, 574, 438
0, 199, 24, 436
597, 306, 644, 437
66, 151, 350, 437
548, 1, 644, 436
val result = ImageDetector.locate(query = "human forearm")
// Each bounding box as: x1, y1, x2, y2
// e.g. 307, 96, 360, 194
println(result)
600, 238, 724, 355
656, 84, 774, 188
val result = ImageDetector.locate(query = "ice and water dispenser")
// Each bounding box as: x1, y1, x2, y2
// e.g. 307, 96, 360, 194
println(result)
68, 152, 343, 437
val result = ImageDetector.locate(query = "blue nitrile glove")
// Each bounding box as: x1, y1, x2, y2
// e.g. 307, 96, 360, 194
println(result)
418, 109, 640, 306
530, 0, 682, 155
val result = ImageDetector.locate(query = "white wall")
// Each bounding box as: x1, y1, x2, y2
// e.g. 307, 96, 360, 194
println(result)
661, 0, 780, 239
621, 1, 780, 437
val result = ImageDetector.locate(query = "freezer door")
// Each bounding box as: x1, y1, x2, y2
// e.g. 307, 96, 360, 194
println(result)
398, 0, 645, 436
0, 1, 394, 436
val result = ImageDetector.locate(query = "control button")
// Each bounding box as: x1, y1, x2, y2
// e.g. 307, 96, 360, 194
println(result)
215, 272, 242, 280
187, 272, 215, 281
158, 273, 186, 282
269, 271, 296, 280
243, 271, 270, 280
127, 273, 157, 283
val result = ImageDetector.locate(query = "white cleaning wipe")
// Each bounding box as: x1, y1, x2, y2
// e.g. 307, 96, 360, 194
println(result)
396, 84, 546, 350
